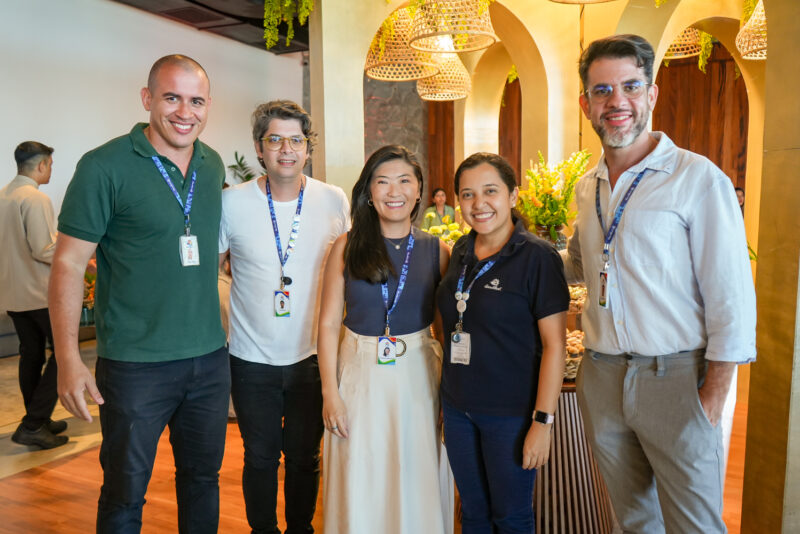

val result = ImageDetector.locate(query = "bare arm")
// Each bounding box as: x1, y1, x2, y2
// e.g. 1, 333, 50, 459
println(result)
431, 240, 451, 344
698, 361, 736, 426
522, 311, 567, 469
318, 234, 349, 438
49, 233, 103, 421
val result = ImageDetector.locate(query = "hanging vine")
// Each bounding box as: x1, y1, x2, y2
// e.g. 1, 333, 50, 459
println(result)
263, 0, 315, 49
697, 31, 715, 73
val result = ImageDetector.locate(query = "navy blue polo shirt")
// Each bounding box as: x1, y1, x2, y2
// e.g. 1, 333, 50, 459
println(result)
437, 219, 569, 417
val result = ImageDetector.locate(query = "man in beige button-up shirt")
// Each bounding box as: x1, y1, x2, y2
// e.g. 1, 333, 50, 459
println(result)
0, 141, 67, 449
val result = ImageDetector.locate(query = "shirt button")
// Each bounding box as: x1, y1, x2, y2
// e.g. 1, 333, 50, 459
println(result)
616, 321, 623, 325
171, 167, 177, 172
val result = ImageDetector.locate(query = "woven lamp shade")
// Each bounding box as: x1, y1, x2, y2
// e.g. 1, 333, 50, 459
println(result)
736, 0, 767, 60
664, 28, 702, 59
417, 53, 471, 101
409, 0, 497, 54
365, 8, 440, 81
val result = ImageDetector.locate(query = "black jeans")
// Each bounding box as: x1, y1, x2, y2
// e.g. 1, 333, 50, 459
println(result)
95, 346, 230, 534
230, 354, 324, 534
7, 308, 58, 429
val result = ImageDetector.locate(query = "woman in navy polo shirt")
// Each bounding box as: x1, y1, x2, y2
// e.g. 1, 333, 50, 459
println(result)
437, 152, 569, 533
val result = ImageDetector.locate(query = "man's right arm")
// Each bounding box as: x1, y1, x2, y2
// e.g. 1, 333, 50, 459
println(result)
560, 223, 584, 284
49, 233, 104, 421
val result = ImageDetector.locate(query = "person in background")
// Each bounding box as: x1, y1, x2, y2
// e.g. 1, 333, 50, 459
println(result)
735, 187, 745, 213
421, 187, 456, 230
437, 152, 568, 534
562, 34, 756, 533
0, 141, 67, 450
318, 145, 451, 534
219, 100, 350, 534
50, 54, 229, 533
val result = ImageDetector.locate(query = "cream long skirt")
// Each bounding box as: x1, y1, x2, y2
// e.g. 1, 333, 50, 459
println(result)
322, 327, 454, 534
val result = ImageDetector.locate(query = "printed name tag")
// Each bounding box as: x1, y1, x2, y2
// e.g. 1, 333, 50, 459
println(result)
274, 290, 291, 317
378, 336, 397, 365
179, 235, 200, 266
450, 332, 471, 365
599, 270, 609, 309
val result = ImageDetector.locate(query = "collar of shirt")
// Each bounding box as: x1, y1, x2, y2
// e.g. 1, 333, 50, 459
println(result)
594, 132, 677, 184
459, 217, 528, 266
128, 122, 208, 167
12, 174, 39, 189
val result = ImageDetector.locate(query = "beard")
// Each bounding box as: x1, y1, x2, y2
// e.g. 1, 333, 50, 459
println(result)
591, 105, 650, 149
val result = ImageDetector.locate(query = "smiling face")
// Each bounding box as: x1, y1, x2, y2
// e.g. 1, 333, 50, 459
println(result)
579, 56, 657, 151
457, 162, 518, 240
141, 63, 210, 157
256, 118, 309, 184
369, 158, 421, 232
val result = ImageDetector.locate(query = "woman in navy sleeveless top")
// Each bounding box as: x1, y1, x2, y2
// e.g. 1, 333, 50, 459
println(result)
436, 153, 569, 534
318, 145, 452, 534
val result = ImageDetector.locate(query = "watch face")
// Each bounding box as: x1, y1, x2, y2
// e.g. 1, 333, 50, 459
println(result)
534, 411, 553, 424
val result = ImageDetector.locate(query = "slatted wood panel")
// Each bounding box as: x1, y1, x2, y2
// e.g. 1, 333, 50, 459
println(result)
427, 101, 456, 203
533, 384, 616, 534
499, 78, 522, 183
653, 43, 749, 189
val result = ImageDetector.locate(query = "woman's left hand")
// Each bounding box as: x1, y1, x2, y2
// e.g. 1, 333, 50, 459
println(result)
521, 422, 552, 470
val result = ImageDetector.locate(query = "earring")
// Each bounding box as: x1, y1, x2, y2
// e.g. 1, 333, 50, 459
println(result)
257, 157, 265, 169
416, 198, 421, 203
367, 199, 374, 206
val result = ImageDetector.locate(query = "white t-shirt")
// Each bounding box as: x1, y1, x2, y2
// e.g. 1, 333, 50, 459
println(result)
219, 177, 350, 365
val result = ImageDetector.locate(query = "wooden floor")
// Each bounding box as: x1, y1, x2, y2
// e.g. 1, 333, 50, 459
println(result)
0, 403, 748, 533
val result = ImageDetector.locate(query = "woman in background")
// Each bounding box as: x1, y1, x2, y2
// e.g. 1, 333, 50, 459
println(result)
421, 187, 456, 230
437, 152, 568, 534
318, 145, 451, 534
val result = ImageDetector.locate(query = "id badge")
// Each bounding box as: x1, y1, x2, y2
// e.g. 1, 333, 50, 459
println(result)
274, 290, 291, 317
378, 336, 397, 365
598, 270, 609, 308
450, 332, 471, 365
179, 234, 200, 266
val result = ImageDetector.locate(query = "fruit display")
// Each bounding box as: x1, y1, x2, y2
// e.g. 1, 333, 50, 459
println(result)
564, 328, 585, 380
568, 284, 587, 313
83, 273, 96, 309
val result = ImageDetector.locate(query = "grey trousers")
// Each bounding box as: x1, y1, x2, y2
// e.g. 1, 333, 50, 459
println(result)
576, 349, 726, 534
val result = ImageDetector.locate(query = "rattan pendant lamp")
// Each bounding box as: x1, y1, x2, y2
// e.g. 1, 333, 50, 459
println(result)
409, 0, 498, 53
417, 53, 471, 101
735, 0, 767, 60
365, 7, 440, 81
664, 27, 702, 59
548, 0, 617, 4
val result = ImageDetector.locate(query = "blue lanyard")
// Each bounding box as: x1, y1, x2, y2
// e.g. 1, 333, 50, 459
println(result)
381, 231, 415, 336
152, 156, 196, 235
265, 177, 304, 278
595, 168, 648, 263
456, 260, 496, 297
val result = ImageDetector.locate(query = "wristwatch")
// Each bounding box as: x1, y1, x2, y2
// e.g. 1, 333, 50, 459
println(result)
532, 410, 555, 425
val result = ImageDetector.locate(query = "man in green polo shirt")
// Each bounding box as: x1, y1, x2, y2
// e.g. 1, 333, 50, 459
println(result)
49, 55, 228, 533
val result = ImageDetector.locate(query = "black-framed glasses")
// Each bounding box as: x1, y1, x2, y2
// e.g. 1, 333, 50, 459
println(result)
261, 134, 308, 152
584, 80, 652, 102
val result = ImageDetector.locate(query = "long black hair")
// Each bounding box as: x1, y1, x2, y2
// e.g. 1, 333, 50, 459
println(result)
344, 145, 424, 283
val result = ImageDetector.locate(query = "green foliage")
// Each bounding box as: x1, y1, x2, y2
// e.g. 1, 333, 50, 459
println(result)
507, 64, 518, 85
263, 0, 314, 49
697, 31, 715, 73
227, 152, 256, 183
370, 10, 400, 60
654, 0, 670, 6
517, 150, 591, 236
742, 0, 759, 24
748, 243, 758, 262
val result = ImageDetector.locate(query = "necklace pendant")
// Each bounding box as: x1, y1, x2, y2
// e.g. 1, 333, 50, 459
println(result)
454, 291, 463, 301
394, 243, 401, 250
456, 300, 467, 313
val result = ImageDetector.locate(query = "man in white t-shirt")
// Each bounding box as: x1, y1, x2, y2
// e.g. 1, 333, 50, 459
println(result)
219, 100, 350, 534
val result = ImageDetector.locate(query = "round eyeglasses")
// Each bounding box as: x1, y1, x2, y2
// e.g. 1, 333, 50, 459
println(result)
261, 134, 308, 152
584, 80, 652, 102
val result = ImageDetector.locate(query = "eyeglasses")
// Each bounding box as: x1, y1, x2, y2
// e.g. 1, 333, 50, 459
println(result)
583, 80, 652, 102
261, 134, 308, 152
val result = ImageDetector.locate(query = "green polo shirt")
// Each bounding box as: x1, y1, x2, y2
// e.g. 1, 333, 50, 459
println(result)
58, 123, 226, 362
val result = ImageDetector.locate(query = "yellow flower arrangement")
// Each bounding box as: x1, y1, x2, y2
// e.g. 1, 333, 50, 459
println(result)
517, 150, 590, 241
421, 205, 471, 247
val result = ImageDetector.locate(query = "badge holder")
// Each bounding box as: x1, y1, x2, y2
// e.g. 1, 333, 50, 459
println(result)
598, 253, 609, 309
274, 289, 290, 317
179, 227, 199, 267
450, 299, 471, 365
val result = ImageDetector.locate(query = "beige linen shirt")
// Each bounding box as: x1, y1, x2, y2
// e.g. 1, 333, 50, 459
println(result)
0, 174, 57, 311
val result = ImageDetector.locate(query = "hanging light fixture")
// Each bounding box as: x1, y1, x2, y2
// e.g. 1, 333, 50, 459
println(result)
417, 53, 471, 101
664, 27, 702, 59
409, 0, 498, 54
735, 0, 767, 60
365, 8, 440, 81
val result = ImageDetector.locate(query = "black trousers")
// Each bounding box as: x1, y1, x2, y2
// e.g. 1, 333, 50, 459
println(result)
7, 308, 58, 429
230, 354, 324, 534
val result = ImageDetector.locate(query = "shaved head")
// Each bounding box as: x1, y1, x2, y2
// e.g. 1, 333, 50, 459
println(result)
147, 54, 209, 92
